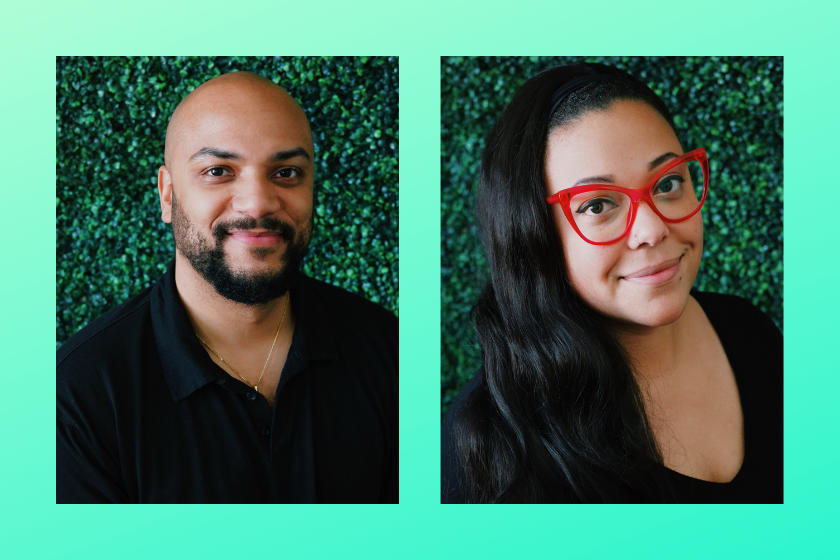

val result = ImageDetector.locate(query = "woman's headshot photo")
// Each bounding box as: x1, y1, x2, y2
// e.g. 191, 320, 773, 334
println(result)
441, 57, 783, 504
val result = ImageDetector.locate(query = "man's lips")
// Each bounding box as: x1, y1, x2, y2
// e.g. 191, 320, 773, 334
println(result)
620, 256, 682, 286
228, 231, 284, 247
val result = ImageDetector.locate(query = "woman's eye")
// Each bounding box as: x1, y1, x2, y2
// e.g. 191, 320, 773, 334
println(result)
654, 175, 684, 195
275, 168, 299, 179
577, 198, 617, 215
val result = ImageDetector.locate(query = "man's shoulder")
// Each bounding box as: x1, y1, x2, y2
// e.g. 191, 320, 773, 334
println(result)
57, 284, 155, 372
298, 274, 397, 329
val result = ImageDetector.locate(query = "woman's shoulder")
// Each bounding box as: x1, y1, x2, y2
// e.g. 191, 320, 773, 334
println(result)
444, 370, 486, 422
441, 369, 486, 504
690, 293, 782, 497
691, 289, 783, 397
691, 290, 782, 342
442, 369, 488, 447
692, 289, 766, 314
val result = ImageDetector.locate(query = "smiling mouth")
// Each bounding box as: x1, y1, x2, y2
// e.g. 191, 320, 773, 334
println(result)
620, 256, 682, 286
228, 231, 285, 247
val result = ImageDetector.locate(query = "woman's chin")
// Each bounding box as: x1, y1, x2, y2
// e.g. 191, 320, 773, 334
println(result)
602, 292, 691, 330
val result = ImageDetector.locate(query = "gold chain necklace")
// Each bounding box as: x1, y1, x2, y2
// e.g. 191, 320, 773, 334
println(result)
196, 292, 290, 392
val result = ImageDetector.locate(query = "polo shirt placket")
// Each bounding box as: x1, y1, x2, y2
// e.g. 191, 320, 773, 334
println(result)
57, 260, 397, 504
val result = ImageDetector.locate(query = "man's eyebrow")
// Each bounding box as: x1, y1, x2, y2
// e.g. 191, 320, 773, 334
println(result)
573, 174, 616, 187
189, 147, 241, 162
269, 147, 311, 162
648, 152, 680, 170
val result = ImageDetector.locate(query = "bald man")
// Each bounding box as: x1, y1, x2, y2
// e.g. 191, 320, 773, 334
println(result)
57, 72, 398, 503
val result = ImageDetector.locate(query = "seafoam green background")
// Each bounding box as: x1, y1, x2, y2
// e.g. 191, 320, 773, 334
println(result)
2, 0, 836, 558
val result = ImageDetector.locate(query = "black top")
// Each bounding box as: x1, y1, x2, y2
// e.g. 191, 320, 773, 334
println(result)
57, 262, 398, 504
441, 291, 783, 504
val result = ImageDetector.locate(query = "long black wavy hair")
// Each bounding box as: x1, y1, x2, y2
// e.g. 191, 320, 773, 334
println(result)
453, 63, 681, 503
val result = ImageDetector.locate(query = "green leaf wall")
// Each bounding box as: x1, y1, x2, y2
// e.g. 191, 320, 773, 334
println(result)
56, 56, 399, 348
441, 56, 783, 410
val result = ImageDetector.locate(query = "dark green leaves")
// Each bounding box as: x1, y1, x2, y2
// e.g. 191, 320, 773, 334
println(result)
441, 56, 783, 410
57, 56, 399, 347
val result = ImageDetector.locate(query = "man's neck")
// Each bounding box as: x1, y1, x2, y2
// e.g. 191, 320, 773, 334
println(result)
173, 252, 295, 353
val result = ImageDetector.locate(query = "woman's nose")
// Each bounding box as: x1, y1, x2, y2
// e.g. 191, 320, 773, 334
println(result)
627, 201, 669, 248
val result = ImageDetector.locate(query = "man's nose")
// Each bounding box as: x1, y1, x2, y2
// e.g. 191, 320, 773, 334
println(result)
230, 173, 283, 219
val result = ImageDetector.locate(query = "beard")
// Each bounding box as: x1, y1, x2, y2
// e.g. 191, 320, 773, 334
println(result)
170, 191, 312, 305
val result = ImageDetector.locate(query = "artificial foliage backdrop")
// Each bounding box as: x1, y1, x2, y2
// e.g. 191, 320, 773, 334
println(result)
56, 56, 399, 347
441, 56, 783, 410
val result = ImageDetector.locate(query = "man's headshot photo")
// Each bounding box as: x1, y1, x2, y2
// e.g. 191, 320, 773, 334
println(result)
56, 57, 399, 503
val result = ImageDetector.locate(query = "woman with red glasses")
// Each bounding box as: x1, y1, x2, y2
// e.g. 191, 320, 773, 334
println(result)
441, 63, 782, 503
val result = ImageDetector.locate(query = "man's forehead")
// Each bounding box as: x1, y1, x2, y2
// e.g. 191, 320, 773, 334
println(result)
165, 72, 312, 164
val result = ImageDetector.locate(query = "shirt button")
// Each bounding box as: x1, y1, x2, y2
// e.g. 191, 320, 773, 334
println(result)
217, 378, 226, 385
263, 429, 270, 436
247, 392, 257, 401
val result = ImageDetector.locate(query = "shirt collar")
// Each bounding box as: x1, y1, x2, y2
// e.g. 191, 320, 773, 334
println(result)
287, 271, 339, 363
151, 259, 338, 403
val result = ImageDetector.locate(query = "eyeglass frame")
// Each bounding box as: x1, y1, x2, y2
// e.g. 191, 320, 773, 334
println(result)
545, 148, 710, 246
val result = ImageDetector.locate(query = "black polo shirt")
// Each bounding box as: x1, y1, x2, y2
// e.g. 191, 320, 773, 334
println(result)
57, 262, 398, 503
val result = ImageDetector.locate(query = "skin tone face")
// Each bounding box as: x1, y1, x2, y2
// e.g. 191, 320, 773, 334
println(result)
545, 100, 703, 332
155, 71, 314, 403
158, 71, 315, 303
545, 100, 746, 484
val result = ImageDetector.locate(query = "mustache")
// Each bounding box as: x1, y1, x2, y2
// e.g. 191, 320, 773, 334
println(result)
212, 217, 296, 242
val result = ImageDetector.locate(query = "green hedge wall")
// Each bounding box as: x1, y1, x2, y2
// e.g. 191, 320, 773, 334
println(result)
441, 56, 783, 410
57, 56, 399, 348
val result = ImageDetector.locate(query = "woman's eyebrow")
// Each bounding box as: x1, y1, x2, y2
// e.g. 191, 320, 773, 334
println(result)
573, 174, 615, 187
570, 152, 682, 187
648, 152, 680, 170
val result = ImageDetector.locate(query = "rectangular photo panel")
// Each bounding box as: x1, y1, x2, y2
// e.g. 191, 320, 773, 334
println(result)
56, 56, 399, 504
441, 56, 783, 504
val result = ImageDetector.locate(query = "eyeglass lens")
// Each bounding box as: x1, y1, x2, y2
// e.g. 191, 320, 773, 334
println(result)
569, 159, 705, 243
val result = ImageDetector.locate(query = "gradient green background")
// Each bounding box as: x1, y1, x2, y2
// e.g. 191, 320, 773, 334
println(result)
3, 0, 836, 558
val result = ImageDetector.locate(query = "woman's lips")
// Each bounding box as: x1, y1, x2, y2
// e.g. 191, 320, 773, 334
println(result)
621, 257, 682, 286
228, 231, 283, 247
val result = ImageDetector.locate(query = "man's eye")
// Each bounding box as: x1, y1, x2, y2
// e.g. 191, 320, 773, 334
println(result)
275, 168, 299, 179
206, 167, 230, 177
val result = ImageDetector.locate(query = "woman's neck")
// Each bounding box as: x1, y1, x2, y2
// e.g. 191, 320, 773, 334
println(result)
607, 296, 699, 384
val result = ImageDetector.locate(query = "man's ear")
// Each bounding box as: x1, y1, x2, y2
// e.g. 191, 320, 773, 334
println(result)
158, 166, 173, 223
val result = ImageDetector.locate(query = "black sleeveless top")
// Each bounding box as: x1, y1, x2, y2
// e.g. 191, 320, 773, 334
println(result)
441, 291, 783, 503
